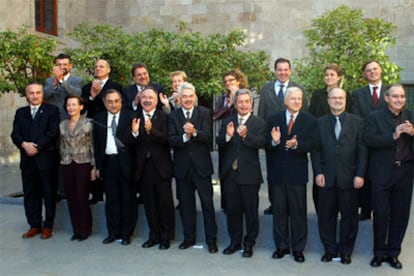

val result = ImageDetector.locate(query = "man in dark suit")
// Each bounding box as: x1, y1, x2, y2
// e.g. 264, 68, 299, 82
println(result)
258, 58, 308, 215
82, 59, 123, 204
44, 53, 84, 121
217, 89, 266, 258
122, 63, 170, 113
82, 59, 123, 119
132, 87, 175, 250
365, 84, 414, 270
93, 89, 137, 246
11, 82, 60, 239
351, 60, 388, 220
311, 87, 367, 265
168, 82, 218, 254
266, 87, 317, 263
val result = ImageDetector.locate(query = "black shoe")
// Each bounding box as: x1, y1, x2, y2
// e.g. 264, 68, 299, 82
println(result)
223, 243, 242, 255
264, 206, 272, 215
242, 245, 253, 258
142, 239, 160, 248
136, 195, 143, 205
208, 242, 218, 254
386, 257, 402, 269
321, 253, 337, 262
341, 255, 352, 265
70, 234, 80, 241
293, 251, 305, 263
121, 237, 131, 245
159, 240, 170, 250
78, 235, 88, 241
102, 235, 118, 244
179, 240, 195, 250
370, 256, 386, 267
272, 248, 290, 259
175, 204, 180, 210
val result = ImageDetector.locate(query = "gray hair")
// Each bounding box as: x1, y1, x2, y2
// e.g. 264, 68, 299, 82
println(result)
234, 88, 253, 102
285, 86, 303, 99
385, 84, 405, 96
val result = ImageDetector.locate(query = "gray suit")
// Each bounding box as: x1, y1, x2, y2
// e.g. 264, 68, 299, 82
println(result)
44, 75, 84, 120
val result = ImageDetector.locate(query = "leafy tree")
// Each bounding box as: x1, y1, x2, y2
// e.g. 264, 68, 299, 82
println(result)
293, 5, 401, 95
65, 22, 272, 106
0, 27, 56, 96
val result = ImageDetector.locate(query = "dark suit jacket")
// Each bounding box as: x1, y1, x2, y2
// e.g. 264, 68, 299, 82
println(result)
122, 82, 164, 112
351, 85, 388, 119
364, 108, 414, 187
308, 87, 352, 118
134, 109, 173, 180
311, 112, 367, 189
11, 103, 60, 171
93, 108, 136, 179
266, 111, 317, 185
82, 79, 123, 118
216, 114, 266, 184
258, 80, 308, 121
168, 106, 214, 179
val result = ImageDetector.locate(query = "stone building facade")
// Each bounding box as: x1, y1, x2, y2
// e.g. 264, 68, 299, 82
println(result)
1, 0, 413, 162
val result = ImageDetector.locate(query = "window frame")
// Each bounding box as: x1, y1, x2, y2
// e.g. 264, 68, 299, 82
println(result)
35, 0, 58, 36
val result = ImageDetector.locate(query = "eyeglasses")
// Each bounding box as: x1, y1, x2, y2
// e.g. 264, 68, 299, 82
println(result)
224, 78, 236, 83
328, 97, 345, 101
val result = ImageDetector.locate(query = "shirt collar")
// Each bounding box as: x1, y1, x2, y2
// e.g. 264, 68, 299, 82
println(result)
237, 113, 251, 124
142, 109, 155, 118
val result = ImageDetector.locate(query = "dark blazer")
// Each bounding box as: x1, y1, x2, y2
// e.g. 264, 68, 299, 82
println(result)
258, 80, 308, 121
168, 106, 214, 179
216, 115, 266, 184
364, 108, 414, 187
351, 85, 388, 119
308, 87, 352, 118
266, 111, 317, 185
82, 79, 123, 118
311, 112, 367, 189
11, 103, 60, 171
93, 108, 136, 179
134, 109, 173, 180
122, 82, 164, 112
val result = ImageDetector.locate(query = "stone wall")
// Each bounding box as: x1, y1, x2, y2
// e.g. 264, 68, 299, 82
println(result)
1, 0, 413, 163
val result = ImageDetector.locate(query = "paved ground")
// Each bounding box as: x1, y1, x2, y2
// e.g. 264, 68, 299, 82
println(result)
0, 152, 413, 275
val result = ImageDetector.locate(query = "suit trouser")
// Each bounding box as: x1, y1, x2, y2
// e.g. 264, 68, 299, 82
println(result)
141, 157, 175, 241
271, 183, 307, 251
372, 162, 414, 258
177, 166, 217, 243
102, 155, 137, 238
317, 186, 358, 256
21, 164, 56, 229
222, 170, 260, 246
358, 178, 372, 215
62, 162, 93, 236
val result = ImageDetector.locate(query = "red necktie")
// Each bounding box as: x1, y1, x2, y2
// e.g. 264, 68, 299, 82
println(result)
372, 86, 379, 107
287, 113, 294, 135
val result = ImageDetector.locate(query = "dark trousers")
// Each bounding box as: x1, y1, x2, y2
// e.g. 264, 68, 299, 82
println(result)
21, 164, 56, 229
372, 162, 414, 258
271, 183, 307, 251
141, 158, 175, 241
222, 170, 260, 247
102, 155, 137, 238
317, 187, 358, 256
177, 165, 217, 243
62, 162, 92, 236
